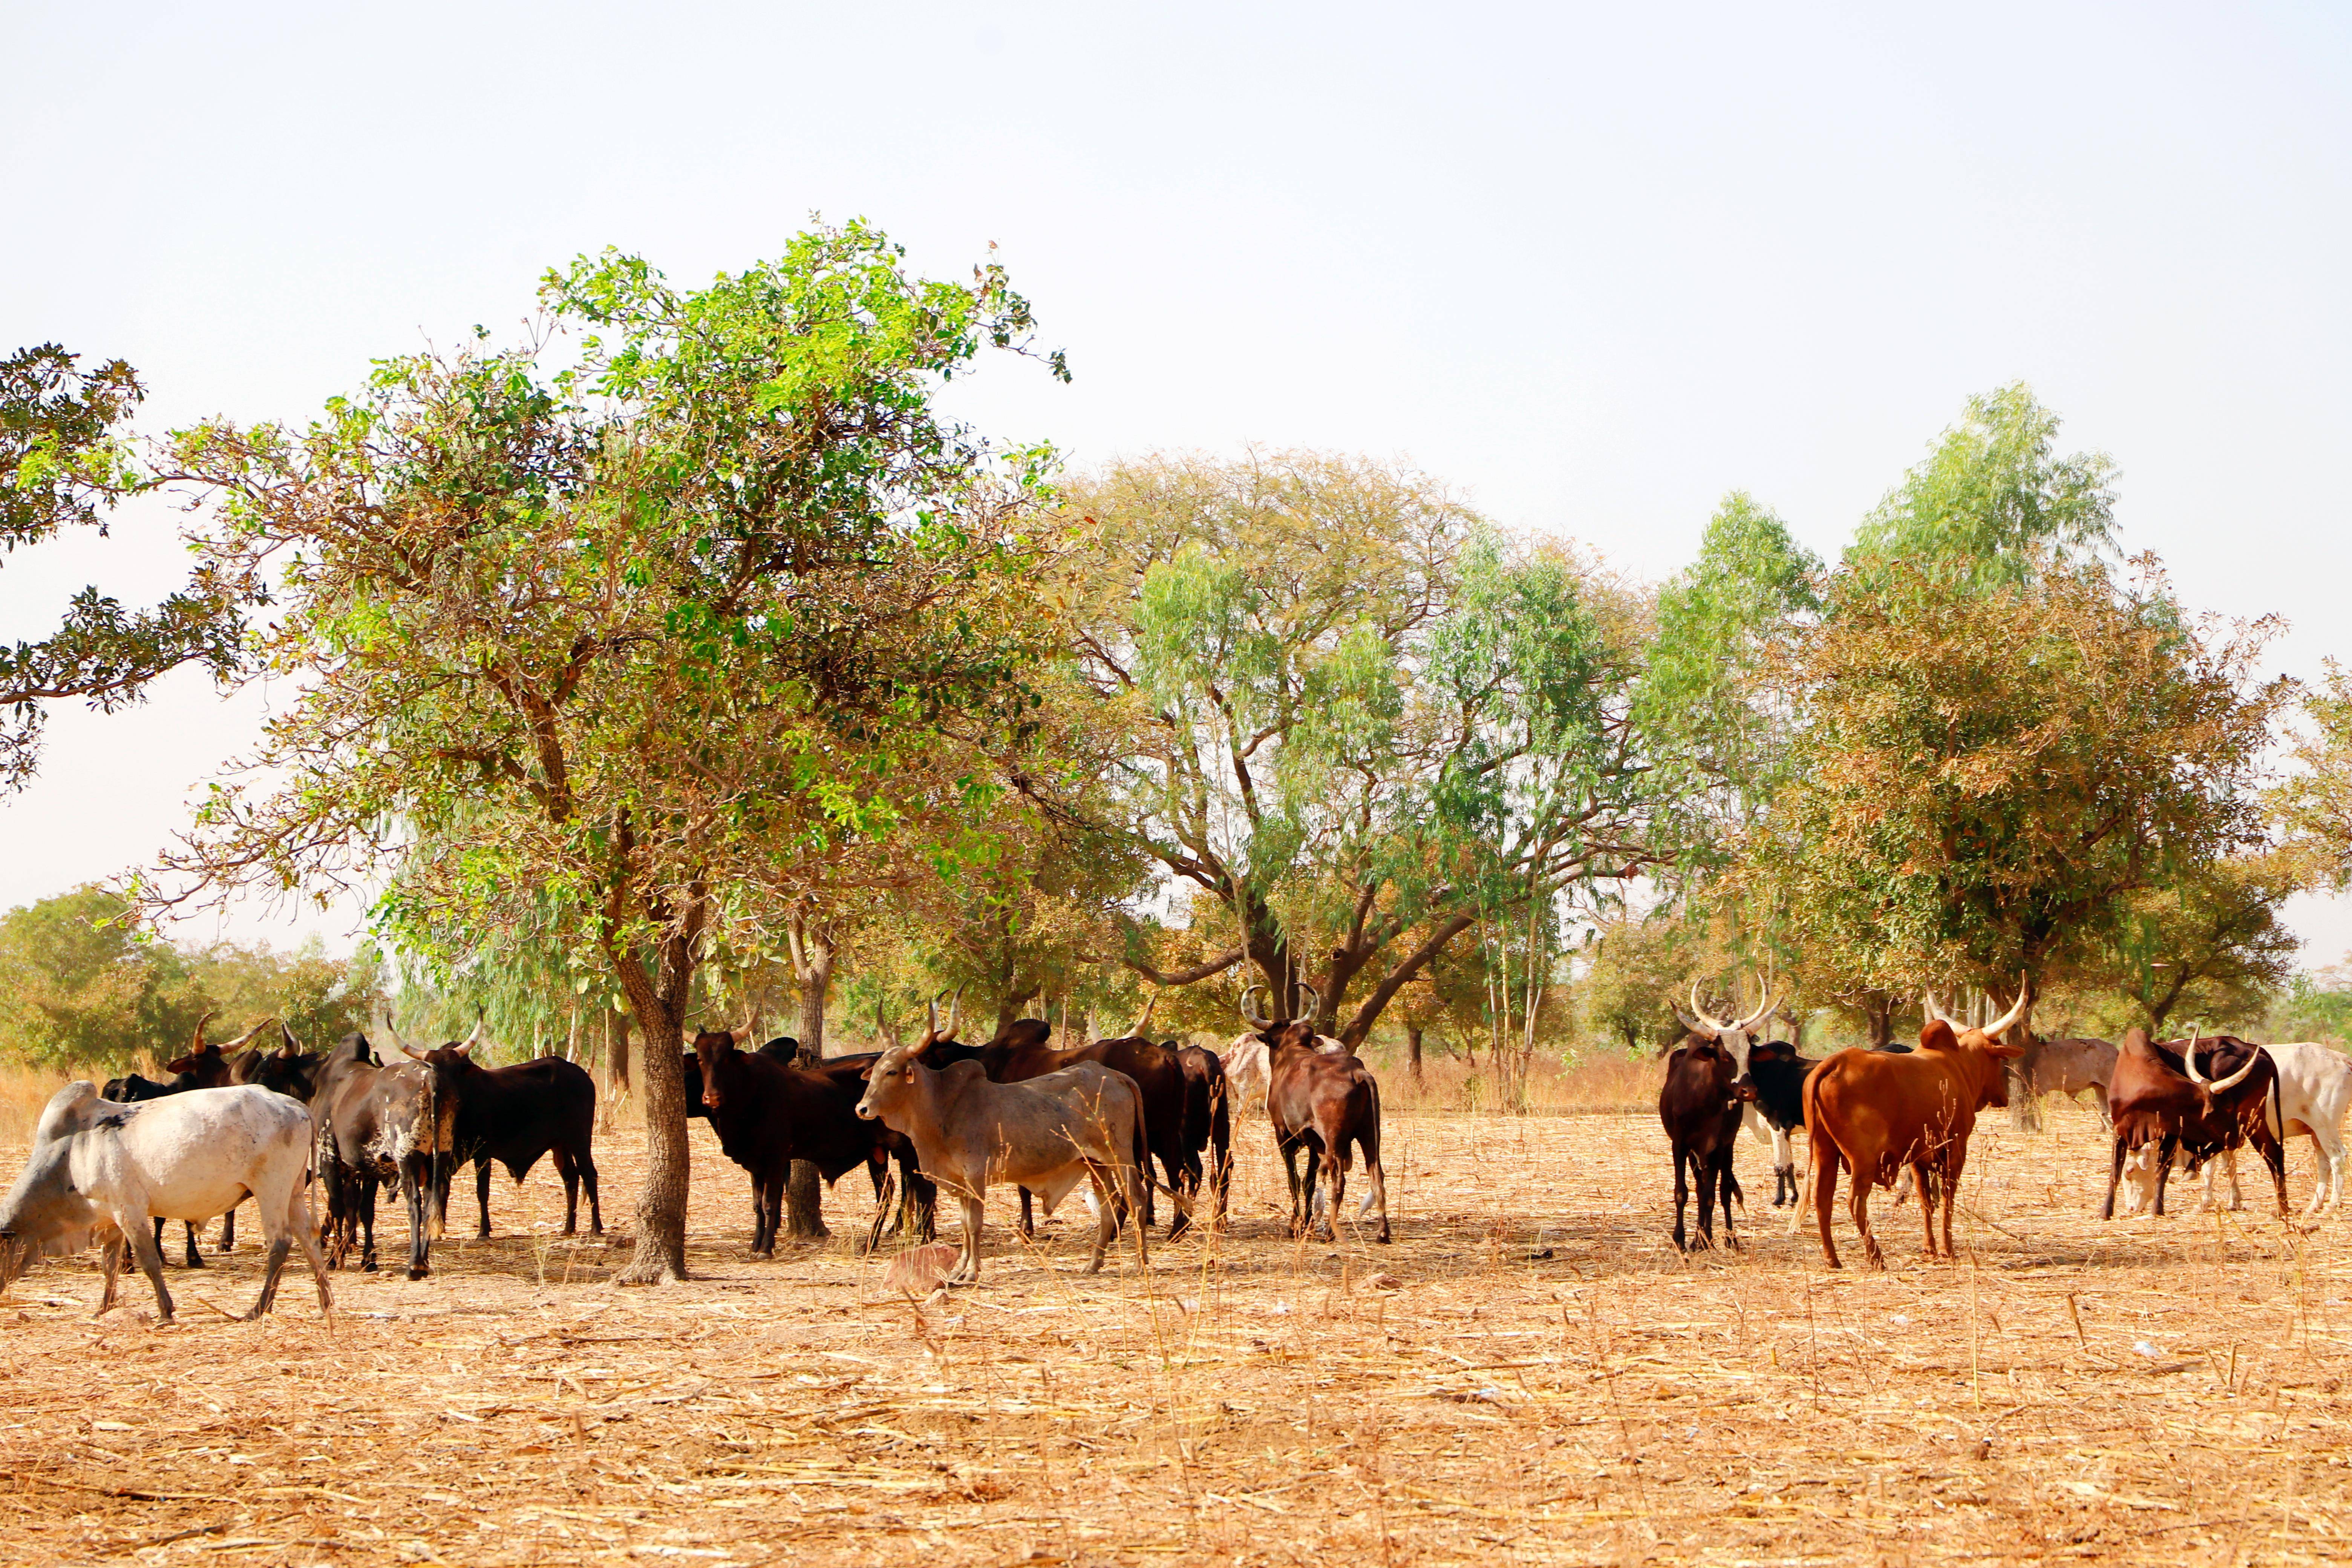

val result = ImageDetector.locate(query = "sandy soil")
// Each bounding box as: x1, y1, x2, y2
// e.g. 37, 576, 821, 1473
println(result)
1, 1097, 2347, 1565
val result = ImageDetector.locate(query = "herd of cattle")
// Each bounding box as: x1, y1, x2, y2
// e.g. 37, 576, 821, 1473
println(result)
1661, 982, 2352, 1266
0, 976, 2343, 1322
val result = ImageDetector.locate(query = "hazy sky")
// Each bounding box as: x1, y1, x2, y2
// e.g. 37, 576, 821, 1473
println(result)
4, 2, 2347, 957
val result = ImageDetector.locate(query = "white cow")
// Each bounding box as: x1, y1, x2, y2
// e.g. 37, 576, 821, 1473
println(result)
2263, 1041, 2352, 1218
0, 1082, 332, 1323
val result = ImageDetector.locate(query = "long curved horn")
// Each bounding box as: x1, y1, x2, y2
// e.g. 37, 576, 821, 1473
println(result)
2180, 1023, 2208, 1084
1981, 978, 2029, 1040
279, 1020, 302, 1058
222, 1016, 276, 1052
874, 998, 902, 1051
1239, 985, 1272, 1029
378, 1006, 413, 1054
1125, 991, 1159, 1039
1670, 1002, 1702, 1035
940, 986, 963, 1042
456, 1014, 484, 1056
1295, 981, 1323, 1022
2206, 1044, 2258, 1093
1922, 992, 1951, 1026
926, 994, 940, 1039
398, 1041, 432, 1063
189, 1008, 219, 1055
1687, 982, 1726, 1037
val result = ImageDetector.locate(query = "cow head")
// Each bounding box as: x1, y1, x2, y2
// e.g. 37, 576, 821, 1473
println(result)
1920, 988, 2031, 1106
691, 1025, 749, 1111
1674, 983, 1779, 1100
1239, 985, 1320, 1055
168, 1016, 274, 1084
0, 1084, 116, 1293
856, 1003, 927, 1125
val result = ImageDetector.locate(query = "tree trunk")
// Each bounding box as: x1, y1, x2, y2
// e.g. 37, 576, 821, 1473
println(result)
1865, 994, 1894, 1049
786, 926, 833, 1241
610, 898, 705, 1285
1407, 1026, 1424, 1080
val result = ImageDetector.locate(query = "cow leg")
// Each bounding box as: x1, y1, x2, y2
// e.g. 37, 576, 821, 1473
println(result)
1694, 1148, 1717, 1250
1845, 1160, 1883, 1269
749, 1174, 773, 1257
952, 1194, 984, 1285
906, 1164, 937, 1242
471, 1158, 492, 1238
97, 1231, 124, 1314
1166, 1145, 1195, 1242
1670, 1144, 1692, 1253
291, 1186, 334, 1318
247, 1236, 294, 1320
1319, 1143, 1345, 1242
219, 1203, 236, 1255
764, 1174, 786, 1258
2154, 1134, 2178, 1217
2225, 1145, 2246, 1212
1913, 1161, 1940, 1257
1277, 1135, 1308, 1236
123, 1213, 176, 1323
2312, 1121, 2346, 1218
1811, 1139, 1842, 1269
403, 1171, 431, 1281
358, 1170, 379, 1272
1939, 1150, 1963, 1258
1017, 1187, 1036, 1240
2102, 1136, 2127, 1220
1354, 1117, 1390, 1244
1084, 1168, 1115, 1273
553, 1146, 582, 1236
2257, 1129, 2290, 1220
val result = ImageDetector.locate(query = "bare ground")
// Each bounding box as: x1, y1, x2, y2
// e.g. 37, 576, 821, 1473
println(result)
2, 1099, 2349, 1565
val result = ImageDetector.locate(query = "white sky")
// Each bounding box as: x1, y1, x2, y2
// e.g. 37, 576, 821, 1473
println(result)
3, 2, 2348, 960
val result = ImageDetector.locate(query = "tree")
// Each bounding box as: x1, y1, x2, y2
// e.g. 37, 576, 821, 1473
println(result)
2274, 660, 2352, 888
1751, 553, 2287, 1027
1, 345, 247, 790
152, 224, 1066, 1283
2093, 854, 2300, 1034
1032, 450, 1655, 1046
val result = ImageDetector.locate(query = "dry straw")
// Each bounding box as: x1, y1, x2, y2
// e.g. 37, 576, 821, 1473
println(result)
0, 1081, 2345, 1563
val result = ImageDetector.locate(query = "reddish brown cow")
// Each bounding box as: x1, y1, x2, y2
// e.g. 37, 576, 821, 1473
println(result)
2101, 1027, 2286, 1220
1238, 986, 1390, 1243
1803, 991, 2029, 1268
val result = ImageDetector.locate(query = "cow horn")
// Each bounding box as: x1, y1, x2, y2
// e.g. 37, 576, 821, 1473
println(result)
1982, 979, 2028, 1040
189, 1008, 219, 1055
1125, 991, 1159, 1039
399, 1042, 432, 1063
223, 1016, 276, 1052
378, 1007, 413, 1053
941, 986, 963, 1042
1921, 992, 1949, 1026
278, 1021, 302, 1058
1687, 982, 1728, 1037
874, 998, 902, 1051
1295, 981, 1323, 1021
1239, 985, 1272, 1029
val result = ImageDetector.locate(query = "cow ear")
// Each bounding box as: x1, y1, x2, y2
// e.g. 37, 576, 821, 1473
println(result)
1989, 1040, 2028, 1060
1919, 1020, 1958, 1052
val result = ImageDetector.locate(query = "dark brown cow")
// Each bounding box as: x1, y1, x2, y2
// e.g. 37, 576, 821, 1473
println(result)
2101, 1027, 2286, 1220
1657, 1031, 1750, 1251
1172, 1042, 1232, 1226
1803, 990, 2029, 1268
1238, 986, 1390, 1243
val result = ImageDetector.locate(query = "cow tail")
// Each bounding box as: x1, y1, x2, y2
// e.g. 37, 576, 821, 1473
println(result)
2270, 1068, 2284, 1144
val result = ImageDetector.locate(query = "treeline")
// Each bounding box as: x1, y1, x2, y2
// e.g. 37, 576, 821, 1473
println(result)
12, 222, 2352, 1279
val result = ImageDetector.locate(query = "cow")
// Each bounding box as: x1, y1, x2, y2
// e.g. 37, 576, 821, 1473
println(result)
0, 1083, 332, 1324
2014, 1036, 2118, 1128
689, 1026, 936, 1256
309, 1025, 439, 1277
101, 1014, 276, 1267
1238, 985, 1390, 1243
1221, 1026, 1346, 1114
1656, 982, 1777, 1251
2101, 1026, 2287, 1221
384, 1022, 602, 1243
1173, 1042, 1233, 1226
1740, 1036, 1818, 1208
853, 1011, 1148, 1285
971, 1002, 1194, 1237
1802, 987, 2029, 1268
2263, 1041, 2352, 1217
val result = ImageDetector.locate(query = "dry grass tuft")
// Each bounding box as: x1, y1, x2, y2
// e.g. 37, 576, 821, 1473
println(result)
0, 1091, 2349, 1563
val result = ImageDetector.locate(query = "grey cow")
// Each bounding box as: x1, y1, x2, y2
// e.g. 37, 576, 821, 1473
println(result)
0, 1083, 332, 1323
2013, 1036, 2118, 1129
854, 1015, 1148, 1286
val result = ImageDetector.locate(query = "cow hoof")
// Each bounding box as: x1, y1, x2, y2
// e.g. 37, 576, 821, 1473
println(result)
360, 1259, 378, 1273
476, 1229, 492, 1240
407, 1266, 429, 1281
183, 1255, 207, 1270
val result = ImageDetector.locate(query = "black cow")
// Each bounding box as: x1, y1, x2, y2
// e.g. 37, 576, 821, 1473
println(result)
1658, 1030, 1749, 1251
1173, 1043, 1232, 1226
395, 1034, 602, 1244
308, 1029, 438, 1276
1744, 1038, 1820, 1207
689, 1028, 933, 1255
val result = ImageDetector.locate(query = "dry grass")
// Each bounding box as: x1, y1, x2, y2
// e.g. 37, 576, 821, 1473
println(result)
2, 1091, 2350, 1564
1376, 1051, 1664, 1115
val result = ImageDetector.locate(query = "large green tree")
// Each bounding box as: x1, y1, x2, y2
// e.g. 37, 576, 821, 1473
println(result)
152, 224, 1065, 1282
1030, 450, 1654, 1047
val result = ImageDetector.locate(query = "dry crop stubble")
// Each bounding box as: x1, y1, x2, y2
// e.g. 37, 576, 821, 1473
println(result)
0, 1093, 2346, 1564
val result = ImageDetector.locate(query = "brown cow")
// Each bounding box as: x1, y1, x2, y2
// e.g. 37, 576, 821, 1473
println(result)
1238, 986, 1390, 1243
2101, 1027, 2287, 1220
1803, 989, 2029, 1268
